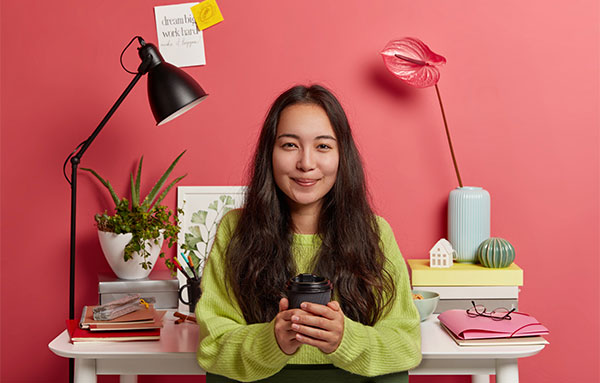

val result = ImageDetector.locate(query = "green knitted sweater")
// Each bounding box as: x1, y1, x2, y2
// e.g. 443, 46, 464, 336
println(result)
195, 211, 422, 382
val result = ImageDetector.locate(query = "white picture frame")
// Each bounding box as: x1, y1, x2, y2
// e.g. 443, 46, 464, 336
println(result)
176, 186, 246, 312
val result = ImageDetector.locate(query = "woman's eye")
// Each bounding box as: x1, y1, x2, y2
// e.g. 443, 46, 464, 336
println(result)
317, 144, 331, 150
282, 142, 297, 148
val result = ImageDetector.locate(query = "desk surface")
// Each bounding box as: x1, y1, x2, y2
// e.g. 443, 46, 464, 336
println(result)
49, 312, 544, 362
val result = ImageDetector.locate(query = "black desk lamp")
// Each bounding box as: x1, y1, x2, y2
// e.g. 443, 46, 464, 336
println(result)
63, 36, 207, 382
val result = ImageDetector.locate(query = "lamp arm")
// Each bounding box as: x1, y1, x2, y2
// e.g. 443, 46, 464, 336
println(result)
73, 37, 154, 161
73, 72, 144, 162
68, 58, 152, 319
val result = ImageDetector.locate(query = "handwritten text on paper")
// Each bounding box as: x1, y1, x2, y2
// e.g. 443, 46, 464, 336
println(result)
154, 3, 206, 67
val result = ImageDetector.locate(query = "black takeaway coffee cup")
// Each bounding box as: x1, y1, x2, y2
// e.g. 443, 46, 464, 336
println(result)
285, 273, 333, 309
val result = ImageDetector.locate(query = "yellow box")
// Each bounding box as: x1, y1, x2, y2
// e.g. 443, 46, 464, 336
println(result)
408, 259, 523, 286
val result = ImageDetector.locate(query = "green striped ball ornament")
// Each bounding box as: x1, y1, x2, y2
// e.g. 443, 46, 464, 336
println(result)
476, 237, 515, 268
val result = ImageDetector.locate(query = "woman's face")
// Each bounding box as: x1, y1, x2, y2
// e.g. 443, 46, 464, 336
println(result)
272, 103, 339, 214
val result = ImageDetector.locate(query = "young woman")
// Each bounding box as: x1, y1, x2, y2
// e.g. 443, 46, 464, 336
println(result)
196, 84, 421, 382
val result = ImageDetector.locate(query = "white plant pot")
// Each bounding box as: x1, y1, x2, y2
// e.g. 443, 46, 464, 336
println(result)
98, 230, 164, 280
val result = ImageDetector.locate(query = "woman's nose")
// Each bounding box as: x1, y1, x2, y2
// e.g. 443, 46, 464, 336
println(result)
297, 149, 316, 171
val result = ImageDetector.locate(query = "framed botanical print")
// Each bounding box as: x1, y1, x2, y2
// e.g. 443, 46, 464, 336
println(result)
176, 186, 246, 310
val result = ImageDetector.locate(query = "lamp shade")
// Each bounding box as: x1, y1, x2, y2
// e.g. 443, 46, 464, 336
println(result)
147, 61, 208, 126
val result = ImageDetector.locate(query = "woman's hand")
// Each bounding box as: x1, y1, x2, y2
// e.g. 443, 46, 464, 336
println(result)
274, 298, 304, 355
290, 301, 345, 354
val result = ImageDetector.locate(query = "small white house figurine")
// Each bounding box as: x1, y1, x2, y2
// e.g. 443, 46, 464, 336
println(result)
429, 239, 456, 268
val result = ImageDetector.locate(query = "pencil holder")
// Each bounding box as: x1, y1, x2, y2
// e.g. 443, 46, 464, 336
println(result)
178, 277, 201, 313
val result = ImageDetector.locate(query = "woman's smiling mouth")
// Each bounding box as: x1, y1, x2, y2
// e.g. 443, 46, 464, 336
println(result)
292, 178, 319, 187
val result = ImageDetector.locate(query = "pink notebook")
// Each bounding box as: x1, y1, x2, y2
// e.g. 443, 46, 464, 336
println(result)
438, 309, 549, 340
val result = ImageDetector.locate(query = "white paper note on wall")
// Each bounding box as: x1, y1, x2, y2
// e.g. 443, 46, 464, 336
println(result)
154, 3, 206, 67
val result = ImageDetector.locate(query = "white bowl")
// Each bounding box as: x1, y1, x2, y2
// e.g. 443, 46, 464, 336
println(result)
412, 290, 440, 321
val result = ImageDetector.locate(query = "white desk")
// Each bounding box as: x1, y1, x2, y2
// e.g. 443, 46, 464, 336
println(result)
49, 312, 545, 383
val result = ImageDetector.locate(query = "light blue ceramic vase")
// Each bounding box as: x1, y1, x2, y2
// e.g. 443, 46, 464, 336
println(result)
448, 186, 490, 263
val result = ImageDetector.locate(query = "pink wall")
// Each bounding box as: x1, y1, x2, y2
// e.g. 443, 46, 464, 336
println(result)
1, 1, 598, 382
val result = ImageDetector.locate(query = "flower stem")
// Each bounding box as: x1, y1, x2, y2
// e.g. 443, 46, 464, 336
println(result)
434, 83, 463, 187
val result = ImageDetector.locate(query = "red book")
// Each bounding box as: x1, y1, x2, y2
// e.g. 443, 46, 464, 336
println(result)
66, 320, 160, 343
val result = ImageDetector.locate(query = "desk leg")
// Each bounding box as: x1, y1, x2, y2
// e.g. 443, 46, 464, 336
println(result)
120, 375, 137, 383
496, 359, 519, 383
472, 375, 490, 383
74, 359, 96, 383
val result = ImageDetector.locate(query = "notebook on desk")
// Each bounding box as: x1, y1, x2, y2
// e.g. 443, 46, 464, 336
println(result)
87, 310, 166, 331
440, 323, 549, 346
438, 309, 549, 340
79, 304, 158, 330
66, 320, 160, 342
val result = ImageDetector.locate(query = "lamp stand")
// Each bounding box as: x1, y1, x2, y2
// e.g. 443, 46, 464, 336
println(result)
64, 36, 207, 382
67, 69, 146, 382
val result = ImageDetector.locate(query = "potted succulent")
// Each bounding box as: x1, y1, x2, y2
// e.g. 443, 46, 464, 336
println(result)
82, 151, 186, 279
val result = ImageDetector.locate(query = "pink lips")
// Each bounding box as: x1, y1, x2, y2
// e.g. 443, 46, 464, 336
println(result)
293, 178, 318, 187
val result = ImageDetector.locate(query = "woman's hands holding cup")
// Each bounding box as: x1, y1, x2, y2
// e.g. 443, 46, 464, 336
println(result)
274, 298, 303, 355
274, 298, 345, 355
292, 300, 345, 354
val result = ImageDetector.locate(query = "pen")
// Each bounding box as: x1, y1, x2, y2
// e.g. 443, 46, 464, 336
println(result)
173, 257, 192, 279
180, 252, 193, 270
181, 252, 198, 279
186, 254, 199, 279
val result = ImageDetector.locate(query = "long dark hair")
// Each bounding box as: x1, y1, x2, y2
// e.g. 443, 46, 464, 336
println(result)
225, 84, 395, 325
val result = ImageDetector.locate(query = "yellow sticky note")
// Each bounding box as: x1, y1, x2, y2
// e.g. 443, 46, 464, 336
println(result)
191, 0, 224, 31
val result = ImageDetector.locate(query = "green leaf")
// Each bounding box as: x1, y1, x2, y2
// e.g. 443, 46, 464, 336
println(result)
81, 167, 120, 206
208, 199, 219, 211
185, 230, 203, 247
190, 252, 202, 273
189, 226, 204, 240
130, 173, 138, 208
219, 195, 227, 203
151, 174, 187, 210
225, 196, 235, 206
133, 156, 143, 207
191, 210, 207, 225
141, 150, 186, 211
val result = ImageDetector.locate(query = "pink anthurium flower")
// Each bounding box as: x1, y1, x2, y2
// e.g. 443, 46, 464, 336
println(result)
380, 37, 447, 88
380, 37, 463, 187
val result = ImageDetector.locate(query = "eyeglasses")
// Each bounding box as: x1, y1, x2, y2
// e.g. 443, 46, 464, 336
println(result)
466, 301, 516, 321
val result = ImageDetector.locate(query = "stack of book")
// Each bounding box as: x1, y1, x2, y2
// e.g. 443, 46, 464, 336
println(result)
66, 303, 165, 343
408, 259, 523, 313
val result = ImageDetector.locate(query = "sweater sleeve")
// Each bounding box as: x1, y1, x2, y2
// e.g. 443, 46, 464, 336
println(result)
195, 211, 292, 382
326, 217, 422, 376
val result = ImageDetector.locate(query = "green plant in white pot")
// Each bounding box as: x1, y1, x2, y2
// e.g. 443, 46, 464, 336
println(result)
82, 151, 186, 280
